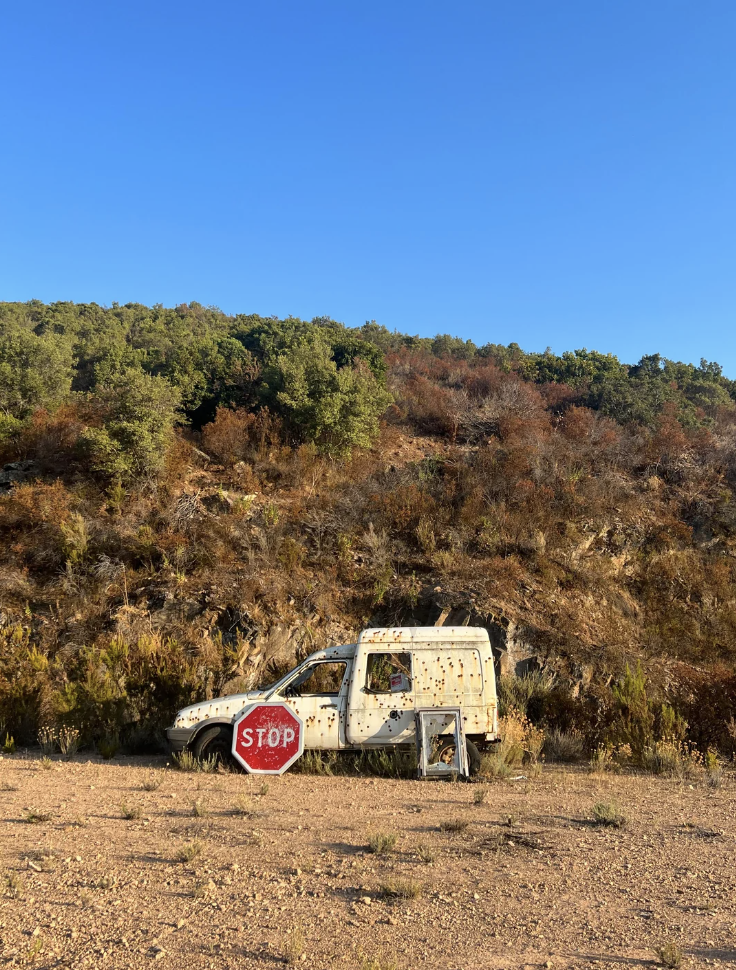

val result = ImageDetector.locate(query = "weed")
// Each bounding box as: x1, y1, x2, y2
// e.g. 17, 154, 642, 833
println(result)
37, 726, 57, 756
39, 756, 53, 770
172, 750, 198, 772
440, 818, 469, 833
591, 801, 626, 828
173, 750, 218, 773
704, 750, 721, 789
361, 960, 398, 970
120, 801, 142, 820
4, 871, 23, 898
473, 786, 488, 805
296, 749, 337, 775
3, 733, 16, 754
380, 877, 423, 900
29, 850, 58, 871
589, 743, 631, 773
177, 840, 203, 862
98, 736, 119, 760
141, 771, 165, 791
192, 798, 208, 818
198, 754, 219, 774
25, 809, 52, 824
656, 943, 684, 968
231, 795, 259, 818
282, 925, 306, 965
258, 782, 270, 796
58, 726, 80, 758
415, 842, 436, 864
26, 934, 43, 961
1, 780, 18, 791
368, 831, 397, 855
97, 875, 117, 890
190, 878, 209, 899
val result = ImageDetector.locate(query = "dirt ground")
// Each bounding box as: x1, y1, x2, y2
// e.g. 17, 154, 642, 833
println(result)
0, 755, 734, 970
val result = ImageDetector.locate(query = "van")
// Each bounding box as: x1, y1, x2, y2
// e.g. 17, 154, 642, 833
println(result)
166, 626, 498, 773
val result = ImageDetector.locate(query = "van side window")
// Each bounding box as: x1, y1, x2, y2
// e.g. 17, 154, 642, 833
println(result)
283, 662, 347, 697
365, 653, 412, 693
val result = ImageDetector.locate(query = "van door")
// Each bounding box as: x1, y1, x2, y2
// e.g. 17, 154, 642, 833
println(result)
413, 646, 486, 737
273, 660, 350, 749
346, 650, 415, 745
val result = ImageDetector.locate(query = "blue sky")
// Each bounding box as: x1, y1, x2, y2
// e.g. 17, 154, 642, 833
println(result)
2, 2, 735, 375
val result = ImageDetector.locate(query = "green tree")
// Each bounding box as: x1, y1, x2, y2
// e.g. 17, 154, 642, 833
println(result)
0, 324, 74, 420
263, 336, 392, 456
81, 370, 181, 481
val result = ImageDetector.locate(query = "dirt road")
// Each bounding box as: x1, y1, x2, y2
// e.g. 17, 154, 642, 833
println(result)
1, 756, 734, 969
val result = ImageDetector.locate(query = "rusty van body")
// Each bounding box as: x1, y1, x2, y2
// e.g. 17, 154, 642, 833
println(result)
166, 626, 499, 770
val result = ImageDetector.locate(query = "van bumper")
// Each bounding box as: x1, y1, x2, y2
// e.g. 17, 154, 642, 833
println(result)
166, 726, 194, 754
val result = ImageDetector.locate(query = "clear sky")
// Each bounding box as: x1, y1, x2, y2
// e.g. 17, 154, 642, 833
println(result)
2, 2, 735, 375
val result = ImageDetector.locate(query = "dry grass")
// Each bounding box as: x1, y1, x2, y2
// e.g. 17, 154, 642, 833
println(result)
176, 840, 204, 863
141, 771, 165, 791
439, 818, 469, 833
368, 831, 397, 854
380, 877, 423, 900
120, 801, 142, 820
281, 925, 306, 965
24, 810, 52, 824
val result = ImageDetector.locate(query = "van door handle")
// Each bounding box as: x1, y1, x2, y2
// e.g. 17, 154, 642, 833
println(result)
320, 703, 338, 710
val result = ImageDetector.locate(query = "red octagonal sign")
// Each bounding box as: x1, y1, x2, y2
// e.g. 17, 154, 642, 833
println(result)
232, 702, 304, 774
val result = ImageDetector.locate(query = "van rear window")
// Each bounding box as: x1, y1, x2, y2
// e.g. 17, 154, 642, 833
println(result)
365, 653, 412, 693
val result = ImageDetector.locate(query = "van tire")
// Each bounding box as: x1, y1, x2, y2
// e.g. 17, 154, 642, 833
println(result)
433, 737, 482, 777
466, 740, 482, 776
192, 725, 234, 768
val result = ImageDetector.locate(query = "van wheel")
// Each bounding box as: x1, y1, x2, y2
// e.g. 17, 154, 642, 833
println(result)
432, 738, 482, 776
192, 726, 235, 769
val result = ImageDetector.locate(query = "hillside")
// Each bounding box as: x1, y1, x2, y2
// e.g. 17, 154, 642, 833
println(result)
1, 300, 735, 757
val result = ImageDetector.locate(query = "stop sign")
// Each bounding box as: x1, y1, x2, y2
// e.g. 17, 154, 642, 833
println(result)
231, 702, 304, 774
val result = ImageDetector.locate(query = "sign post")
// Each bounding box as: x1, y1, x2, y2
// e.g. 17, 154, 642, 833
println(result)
231, 703, 304, 774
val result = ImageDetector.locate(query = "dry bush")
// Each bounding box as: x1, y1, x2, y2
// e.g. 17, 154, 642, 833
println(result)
544, 729, 585, 763
481, 711, 545, 779
201, 407, 282, 465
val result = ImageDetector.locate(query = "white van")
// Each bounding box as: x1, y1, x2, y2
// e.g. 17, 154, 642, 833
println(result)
166, 627, 499, 773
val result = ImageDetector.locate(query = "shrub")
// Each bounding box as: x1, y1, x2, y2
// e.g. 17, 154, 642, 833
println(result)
640, 740, 703, 780
591, 801, 626, 828
497, 670, 556, 719
656, 943, 684, 969
544, 729, 584, 763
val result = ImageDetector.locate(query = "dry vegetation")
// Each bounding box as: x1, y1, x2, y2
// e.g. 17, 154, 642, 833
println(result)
0, 303, 735, 763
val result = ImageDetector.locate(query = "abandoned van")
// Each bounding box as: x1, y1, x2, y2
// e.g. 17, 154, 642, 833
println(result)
166, 626, 499, 773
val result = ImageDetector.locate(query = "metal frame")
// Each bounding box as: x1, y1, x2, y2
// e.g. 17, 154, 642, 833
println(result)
414, 706, 469, 779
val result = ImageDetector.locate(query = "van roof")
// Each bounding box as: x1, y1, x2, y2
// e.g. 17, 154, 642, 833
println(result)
359, 626, 490, 646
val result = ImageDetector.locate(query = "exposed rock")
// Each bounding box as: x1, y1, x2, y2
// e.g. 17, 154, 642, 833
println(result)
0, 460, 39, 491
